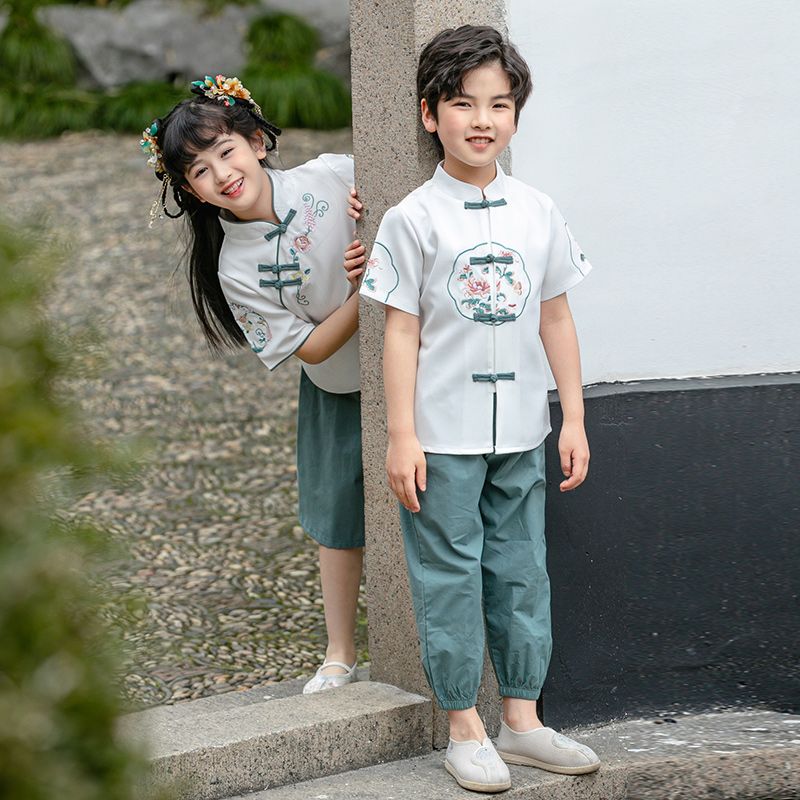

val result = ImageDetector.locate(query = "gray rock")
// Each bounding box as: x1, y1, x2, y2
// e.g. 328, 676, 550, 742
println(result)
258, 0, 350, 46
39, 0, 350, 91
40, 0, 251, 89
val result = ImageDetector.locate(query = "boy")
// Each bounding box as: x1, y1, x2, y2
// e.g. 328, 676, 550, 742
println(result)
359, 25, 600, 792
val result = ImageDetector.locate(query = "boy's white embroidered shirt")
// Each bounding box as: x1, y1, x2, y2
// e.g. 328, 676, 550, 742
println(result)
360, 162, 592, 454
218, 153, 359, 394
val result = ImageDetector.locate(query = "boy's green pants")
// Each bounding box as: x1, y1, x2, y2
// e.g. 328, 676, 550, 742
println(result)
399, 444, 552, 710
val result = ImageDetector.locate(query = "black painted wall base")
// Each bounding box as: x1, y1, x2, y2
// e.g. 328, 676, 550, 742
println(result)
542, 374, 800, 728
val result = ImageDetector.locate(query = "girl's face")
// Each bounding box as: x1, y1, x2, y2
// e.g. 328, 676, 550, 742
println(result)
182, 131, 273, 221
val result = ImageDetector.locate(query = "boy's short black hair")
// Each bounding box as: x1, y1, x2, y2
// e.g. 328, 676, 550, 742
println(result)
417, 25, 533, 153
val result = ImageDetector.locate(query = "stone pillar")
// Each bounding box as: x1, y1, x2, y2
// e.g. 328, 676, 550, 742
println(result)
350, 0, 508, 747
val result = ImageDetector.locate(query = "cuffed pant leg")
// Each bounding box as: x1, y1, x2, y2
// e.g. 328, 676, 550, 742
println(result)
399, 453, 488, 710
480, 444, 552, 699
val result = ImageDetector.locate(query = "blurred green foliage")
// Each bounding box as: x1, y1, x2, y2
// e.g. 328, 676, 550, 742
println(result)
243, 65, 351, 130
0, 3, 349, 137
0, 221, 168, 800
246, 11, 319, 68
242, 12, 351, 129
0, 17, 76, 83
94, 82, 187, 132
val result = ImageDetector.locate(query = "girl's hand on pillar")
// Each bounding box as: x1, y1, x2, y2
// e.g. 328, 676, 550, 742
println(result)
386, 433, 427, 512
343, 239, 366, 286
347, 186, 363, 220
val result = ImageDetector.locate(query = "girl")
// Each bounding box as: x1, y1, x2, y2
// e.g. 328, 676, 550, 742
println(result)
142, 75, 366, 694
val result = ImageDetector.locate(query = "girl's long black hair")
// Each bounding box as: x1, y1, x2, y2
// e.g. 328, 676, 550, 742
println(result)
155, 98, 280, 352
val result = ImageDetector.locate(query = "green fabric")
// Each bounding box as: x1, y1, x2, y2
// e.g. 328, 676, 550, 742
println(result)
471, 372, 516, 383
259, 277, 302, 289
463, 198, 507, 209
264, 207, 297, 240
469, 254, 514, 265
296, 369, 365, 549
399, 445, 551, 709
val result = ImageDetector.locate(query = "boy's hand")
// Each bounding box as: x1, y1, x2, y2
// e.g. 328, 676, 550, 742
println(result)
558, 419, 590, 491
386, 433, 427, 512
347, 187, 363, 221
343, 239, 366, 286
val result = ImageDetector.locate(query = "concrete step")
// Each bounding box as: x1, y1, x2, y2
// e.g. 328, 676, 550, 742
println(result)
221, 709, 800, 800
120, 674, 431, 800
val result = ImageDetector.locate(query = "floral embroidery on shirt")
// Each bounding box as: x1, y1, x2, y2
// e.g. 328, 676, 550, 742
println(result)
565, 223, 591, 275
362, 243, 399, 301
229, 302, 272, 353
294, 234, 311, 253
300, 192, 330, 243
448, 242, 530, 324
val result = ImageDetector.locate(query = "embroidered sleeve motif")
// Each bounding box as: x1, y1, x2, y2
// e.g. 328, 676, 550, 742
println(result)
362, 242, 400, 301
447, 241, 530, 324
565, 223, 591, 275
229, 302, 272, 353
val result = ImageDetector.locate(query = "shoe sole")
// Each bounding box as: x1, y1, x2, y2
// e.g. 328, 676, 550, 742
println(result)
496, 751, 600, 775
444, 759, 511, 792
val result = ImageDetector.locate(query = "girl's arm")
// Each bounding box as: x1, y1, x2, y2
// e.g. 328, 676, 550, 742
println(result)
294, 291, 359, 365
384, 306, 426, 512
294, 236, 365, 364
539, 292, 590, 492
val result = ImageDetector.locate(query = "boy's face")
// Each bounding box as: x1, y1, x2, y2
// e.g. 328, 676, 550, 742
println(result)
421, 60, 516, 187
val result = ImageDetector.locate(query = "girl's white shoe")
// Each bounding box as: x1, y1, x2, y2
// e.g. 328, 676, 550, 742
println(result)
302, 660, 358, 694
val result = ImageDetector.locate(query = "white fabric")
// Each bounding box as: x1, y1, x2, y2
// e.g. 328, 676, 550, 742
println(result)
360, 162, 592, 453
218, 153, 359, 394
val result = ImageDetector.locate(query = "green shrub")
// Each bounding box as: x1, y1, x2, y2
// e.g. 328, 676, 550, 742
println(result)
0, 86, 99, 139
246, 11, 319, 69
0, 7, 351, 136
0, 17, 76, 84
0, 221, 167, 800
94, 82, 187, 132
242, 65, 351, 130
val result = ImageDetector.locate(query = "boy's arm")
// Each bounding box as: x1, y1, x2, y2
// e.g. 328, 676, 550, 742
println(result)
384, 306, 426, 512
539, 292, 590, 492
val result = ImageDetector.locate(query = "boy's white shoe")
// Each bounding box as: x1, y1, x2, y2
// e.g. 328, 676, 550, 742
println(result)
495, 721, 600, 775
301, 660, 357, 694
444, 736, 511, 793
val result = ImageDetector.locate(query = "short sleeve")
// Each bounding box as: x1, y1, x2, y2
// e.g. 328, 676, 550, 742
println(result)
540, 202, 593, 301
219, 274, 315, 370
359, 206, 423, 316
318, 153, 355, 188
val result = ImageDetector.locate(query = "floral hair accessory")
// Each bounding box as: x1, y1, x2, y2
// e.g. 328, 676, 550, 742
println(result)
140, 119, 164, 176
190, 74, 265, 118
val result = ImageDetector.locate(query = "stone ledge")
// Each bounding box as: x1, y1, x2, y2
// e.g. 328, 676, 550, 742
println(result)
120, 676, 431, 800
222, 709, 800, 799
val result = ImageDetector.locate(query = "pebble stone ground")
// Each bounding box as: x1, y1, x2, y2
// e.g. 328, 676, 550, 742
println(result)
0, 129, 368, 710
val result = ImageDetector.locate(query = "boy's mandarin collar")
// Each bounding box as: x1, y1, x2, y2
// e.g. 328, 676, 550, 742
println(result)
431, 161, 507, 203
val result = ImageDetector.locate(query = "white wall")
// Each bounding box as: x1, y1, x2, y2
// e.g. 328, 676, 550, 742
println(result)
508, 0, 800, 384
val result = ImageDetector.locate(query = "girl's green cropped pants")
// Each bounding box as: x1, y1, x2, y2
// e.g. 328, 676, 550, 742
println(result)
399, 444, 552, 710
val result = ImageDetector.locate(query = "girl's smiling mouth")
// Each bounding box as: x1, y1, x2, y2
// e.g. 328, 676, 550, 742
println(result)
222, 178, 244, 197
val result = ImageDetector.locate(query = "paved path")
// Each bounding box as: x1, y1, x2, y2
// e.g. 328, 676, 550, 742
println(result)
0, 129, 366, 708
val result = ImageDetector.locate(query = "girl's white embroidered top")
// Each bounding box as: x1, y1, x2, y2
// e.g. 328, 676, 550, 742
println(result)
218, 153, 359, 394
360, 162, 592, 454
